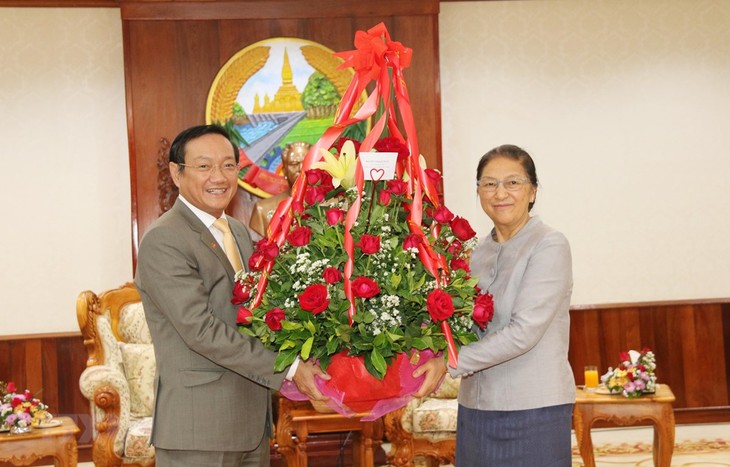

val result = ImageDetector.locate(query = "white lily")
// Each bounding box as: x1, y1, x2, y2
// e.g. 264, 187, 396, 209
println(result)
313, 140, 358, 189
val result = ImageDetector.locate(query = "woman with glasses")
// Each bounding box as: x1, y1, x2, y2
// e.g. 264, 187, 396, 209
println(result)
449, 144, 575, 465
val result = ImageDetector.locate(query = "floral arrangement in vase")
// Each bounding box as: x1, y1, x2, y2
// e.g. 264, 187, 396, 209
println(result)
0, 381, 50, 433
601, 348, 657, 398
232, 23, 493, 418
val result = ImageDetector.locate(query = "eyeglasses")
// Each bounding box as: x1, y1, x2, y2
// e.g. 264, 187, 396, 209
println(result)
177, 162, 239, 175
477, 176, 531, 192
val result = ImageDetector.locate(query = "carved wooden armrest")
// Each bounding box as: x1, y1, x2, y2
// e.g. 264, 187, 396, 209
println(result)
384, 406, 416, 467
79, 365, 130, 466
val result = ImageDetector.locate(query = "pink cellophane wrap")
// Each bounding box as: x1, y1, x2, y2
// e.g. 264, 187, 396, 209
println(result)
280, 350, 442, 421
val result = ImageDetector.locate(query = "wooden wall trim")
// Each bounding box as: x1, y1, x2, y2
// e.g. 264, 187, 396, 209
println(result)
119, 0, 439, 21
571, 297, 730, 310
0, 0, 117, 6
0, 0, 472, 8
0, 331, 81, 341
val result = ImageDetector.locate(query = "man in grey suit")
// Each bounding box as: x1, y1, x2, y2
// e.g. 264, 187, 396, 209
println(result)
135, 124, 328, 467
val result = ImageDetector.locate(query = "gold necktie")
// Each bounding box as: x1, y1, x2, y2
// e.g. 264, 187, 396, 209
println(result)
213, 218, 243, 273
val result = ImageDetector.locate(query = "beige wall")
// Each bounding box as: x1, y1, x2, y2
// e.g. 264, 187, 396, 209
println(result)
0, 8, 131, 334
1, 1, 728, 335
441, 0, 730, 305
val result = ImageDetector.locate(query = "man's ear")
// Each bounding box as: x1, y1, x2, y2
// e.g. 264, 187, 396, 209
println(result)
169, 162, 181, 188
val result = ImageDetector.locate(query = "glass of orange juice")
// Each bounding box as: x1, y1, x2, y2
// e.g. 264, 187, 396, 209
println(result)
584, 365, 599, 391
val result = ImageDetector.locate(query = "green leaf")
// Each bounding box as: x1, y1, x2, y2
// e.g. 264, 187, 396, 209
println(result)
281, 321, 303, 331
326, 337, 339, 354
274, 349, 298, 373
301, 336, 314, 359
279, 339, 296, 351
370, 347, 387, 378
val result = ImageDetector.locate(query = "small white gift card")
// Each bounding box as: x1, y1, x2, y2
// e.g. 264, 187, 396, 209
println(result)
359, 152, 398, 181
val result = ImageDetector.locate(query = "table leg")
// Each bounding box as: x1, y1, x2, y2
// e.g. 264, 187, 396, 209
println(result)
53, 435, 78, 467
352, 432, 365, 467
293, 423, 309, 467
652, 403, 675, 467
573, 406, 596, 467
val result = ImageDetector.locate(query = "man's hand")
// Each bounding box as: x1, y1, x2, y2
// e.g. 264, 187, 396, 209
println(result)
292, 359, 331, 401
412, 357, 448, 398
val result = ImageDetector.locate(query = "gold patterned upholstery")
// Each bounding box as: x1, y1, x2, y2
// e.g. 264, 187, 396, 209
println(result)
384, 374, 459, 467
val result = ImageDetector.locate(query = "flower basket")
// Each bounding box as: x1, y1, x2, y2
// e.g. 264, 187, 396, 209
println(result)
601, 348, 657, 398
0, 381, 50, 433
234, 23, 494, 417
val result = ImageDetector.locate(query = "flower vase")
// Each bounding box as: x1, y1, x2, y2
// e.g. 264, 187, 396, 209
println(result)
10, 425, 32, 435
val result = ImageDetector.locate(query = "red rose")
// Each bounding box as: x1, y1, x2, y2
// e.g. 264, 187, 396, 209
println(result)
237, 306, 253, 325
356, 234, 381, 254
374, 136, 409, 163
248, 252, 264, 272
425, 168, 442, 187
449, 216, 476, 241
306, 168, 333, 187
255, 239, 279, 261
433, 206, 455, 224
287, 226, 312, 247
447, 239, 463, 255
298, 284, 329, 314
386, 179, 408, 196
619, 351, 630, 363
332, 137, 361, 155
231, 281, 251, 305
325, 207, 346, 225
264, 308, 286, 331
472, 292, 494, 330
426, 289, 455, 322
403, 233, 421, 250
6, 382, 15, 393
450, 258, 470, 273
378, 189, 392, 206
304, 185, 326, 205
351, 276, 381, 298
322, 267, 342, 284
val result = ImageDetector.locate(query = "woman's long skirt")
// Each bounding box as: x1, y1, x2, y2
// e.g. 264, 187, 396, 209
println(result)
455, 403, 573, 466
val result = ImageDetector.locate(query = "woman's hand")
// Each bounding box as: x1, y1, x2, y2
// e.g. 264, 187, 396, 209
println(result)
412, 357, 448, 398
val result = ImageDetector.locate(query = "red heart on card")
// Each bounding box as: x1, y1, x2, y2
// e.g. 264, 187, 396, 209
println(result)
370, 168, 385, 181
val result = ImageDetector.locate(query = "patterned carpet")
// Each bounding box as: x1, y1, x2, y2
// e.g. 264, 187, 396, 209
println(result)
398, 423, 730, 467
60, 423, 730, 466
569, 423, 730, 466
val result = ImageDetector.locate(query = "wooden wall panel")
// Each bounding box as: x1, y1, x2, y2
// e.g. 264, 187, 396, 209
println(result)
120, 0, 442, 262
569, 300, 730, 421
0, 334, 92, 452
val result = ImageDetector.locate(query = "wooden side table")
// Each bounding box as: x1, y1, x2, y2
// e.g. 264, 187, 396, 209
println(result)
276, 397, 384, 467
0, 416, 79, 466
573, 384, 675, 467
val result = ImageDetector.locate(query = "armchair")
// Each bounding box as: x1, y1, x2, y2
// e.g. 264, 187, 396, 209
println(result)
383, 374, 459, 467
77, 283, 155, 466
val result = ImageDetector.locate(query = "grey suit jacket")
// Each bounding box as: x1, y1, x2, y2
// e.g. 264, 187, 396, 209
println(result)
449, 216, 576, 411
134, 199, 287, 451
